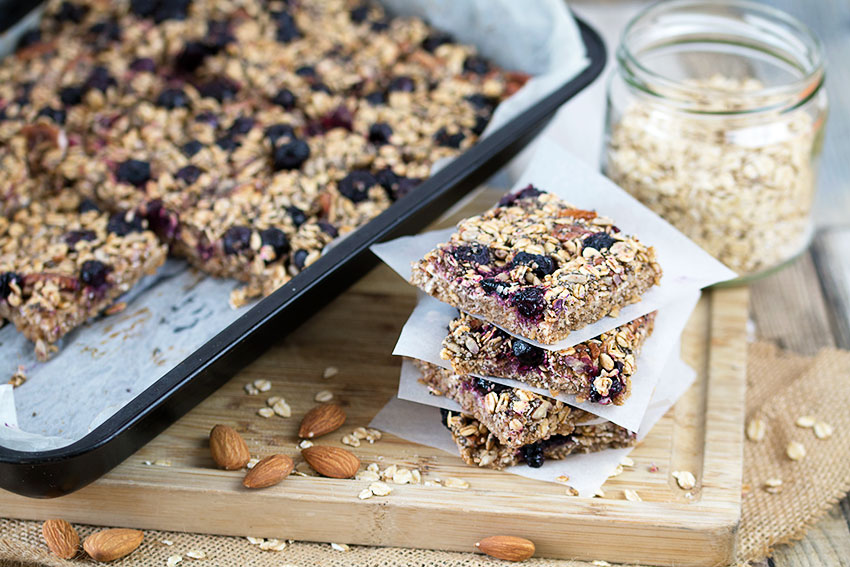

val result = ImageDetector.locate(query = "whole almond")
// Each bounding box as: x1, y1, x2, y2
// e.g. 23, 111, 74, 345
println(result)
301, 446, 359, 478
299, 404, 346, 439
209, 424, 251, 470
83, 529, 143, 562
243, 454, 294, 488
475, 535, 535, 562
42, 519, 79, 559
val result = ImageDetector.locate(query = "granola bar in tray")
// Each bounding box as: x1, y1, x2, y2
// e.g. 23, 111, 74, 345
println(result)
0, 192, 167, 359
441, 311, 656, 405
410, 186, 663, 344
441, 408, 635, 470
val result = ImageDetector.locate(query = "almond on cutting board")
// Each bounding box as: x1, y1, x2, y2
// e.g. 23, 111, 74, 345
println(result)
298, 403, 346, 439
475, 535, 536, 562
42, 519, 79, 559
301, 446, 360, 478
209, 424, 251, 470
83, 528, 143, 562
243, 454, 295, 488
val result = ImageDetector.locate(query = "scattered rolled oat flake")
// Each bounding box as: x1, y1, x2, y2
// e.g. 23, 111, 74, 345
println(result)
8, 366, 26, 387
259, 539, 287, 552
392, 467, 413, 485
105, 301, 127, 316
764, 478, 783, 494
594, 489, 605, 498
143, 460, 153, 466
367, 463, 380, 473
246, 458, 260, 470
369, 481, 393, 496
266, 396, 282, 407
341, 434, 361, 448
786, 441, 806, 461
623, 489, 642, 502
161, 540, 174, 546
621, 456, 634, 467
564, 486, 579, 496
672, 470, 697, 490
167, 555, 183, 566
358, 488, 374, 500
314, 390, 333, 403
592, 561, 612, 566
443, 477, 470, 489
272, 399, 292, 418
411, 469, 422, 484
814, 421, 834, 439
331, 543, 350, 552
355, 469, 380, 481
257, 407, 275, 418
154, 459, 172, 467
555, 475, 571, 484
246, 537, 264, 545
185, 550, 207, 559
609, 464, 624, 478
253, 379, 272, 392
298, 440, 314, 449
795, 415, 816, 428
746, 418, 766, 442
244, 384, 259, 396
323, 366, 339, 379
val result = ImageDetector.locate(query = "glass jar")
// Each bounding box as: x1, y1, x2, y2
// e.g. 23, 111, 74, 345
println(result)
602, 0, 827, 282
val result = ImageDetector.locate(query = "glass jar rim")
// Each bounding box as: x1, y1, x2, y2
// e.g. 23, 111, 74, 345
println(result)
617, 0, 826, 115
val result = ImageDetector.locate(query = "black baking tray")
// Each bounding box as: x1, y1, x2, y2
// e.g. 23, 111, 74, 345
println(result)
0, 15, 606, 498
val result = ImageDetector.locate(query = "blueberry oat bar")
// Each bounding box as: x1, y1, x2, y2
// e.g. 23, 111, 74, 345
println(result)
0, 192, 167, 359
417, 360, 598, 448
441, 311, 656, 405
441, 408, 635, 470
410, 186, 663, 344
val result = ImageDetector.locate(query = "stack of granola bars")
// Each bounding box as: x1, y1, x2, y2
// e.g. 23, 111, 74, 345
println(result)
398, 185, 668, 469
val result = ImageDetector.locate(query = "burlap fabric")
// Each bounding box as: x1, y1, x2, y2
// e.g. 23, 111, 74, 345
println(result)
2, 341, 850, 567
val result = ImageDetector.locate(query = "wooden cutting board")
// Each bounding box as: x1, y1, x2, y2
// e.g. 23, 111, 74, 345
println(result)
0, 190, 748, 567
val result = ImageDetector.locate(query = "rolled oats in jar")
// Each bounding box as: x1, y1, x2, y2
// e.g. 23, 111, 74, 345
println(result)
603, 0, 827, 280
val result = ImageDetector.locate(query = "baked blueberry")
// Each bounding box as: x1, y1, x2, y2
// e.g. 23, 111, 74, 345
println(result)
434, 127, 464, 148
153, 0, 191, 23
215, 134, 240, 151
272, 139, 310, 171
520, 442, 545, 468
265, 123, 295, 144
272, 88, 296, 110
368, 122, 392, 145
463, 55, 491, 75
583, 232, 617, 251
54, 1, 88, 24
59, 86, 84, 106
498, 184, 543, 207
229, 116, 254, 135
175, 165, 203, 184
181, 140, 203, 157
465, 93, 497, 109
222, 226, 252, 255
388, 76, 415, 92
197, 77, 239, 102
175, 41, 210, 73
318, 221, 338, 238
511, 251, 557, 278
64, 229, 97, 248
350, 4, 370, 23
275, 10, 300, 42
194, 111, 218, 127
292, 249, 308, 270
107, 212, 145, 236
295, 65, 316, 78
287, 206, 307, 227
451, 244, 491, 266
89, 19, 121, 44
130, 0, 157, 18
260, 227, 290, 260
80, 260, 110, 288
319, 105, 353, 131
337, 170, 377, 203
116, 159, 151, 187
365, 90, 386, 105
37, 106, 66, 124
0, 272, 22, 299
512, 287, 546, 320
77, 198, 100, 213
155, 88, 190, 109
422, 31, 453, 52
511, 338, 545, 367
84, 66, 116, 92
129, 57, 156, 72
